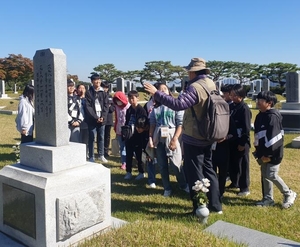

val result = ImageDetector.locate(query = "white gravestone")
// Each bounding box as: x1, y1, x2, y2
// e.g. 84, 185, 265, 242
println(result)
0, 80, 8, 98
0, 48, 112, 247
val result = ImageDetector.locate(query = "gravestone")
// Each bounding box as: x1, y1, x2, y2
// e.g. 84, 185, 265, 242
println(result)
262, 78, 270, 92
247, 82, 255, 98
280, 72, 300, 131
0, 80, 8, 98
131, 82, 136, 91
205, 220, 300, 247
252, 80, 262, 100
126, 80, 131, 93
116, 77, 125, 92
0, 48, 112, 247
171, 84, 177, 94
181, 76, 189, 92
13, 84, 18, 94
215, 80, 222, 92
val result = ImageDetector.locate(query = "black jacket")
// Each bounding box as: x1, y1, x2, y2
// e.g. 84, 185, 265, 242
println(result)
230, 101, 252, 147
254, 109, 284, 164
84, 86, 109, 127
106, 94, 115, 126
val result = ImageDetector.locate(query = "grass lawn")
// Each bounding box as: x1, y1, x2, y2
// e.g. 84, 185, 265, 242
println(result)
0, 94, 299, 246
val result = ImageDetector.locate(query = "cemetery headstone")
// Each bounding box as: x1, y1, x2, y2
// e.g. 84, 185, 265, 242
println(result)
247, 82, 255, 98
0, 48, 112, 247
252, 80, 262, 100
126, 81, 131, 93
14, 84, 18, 94
0, 80, 8, 98
116, 77, 125, 92
280, 72, 300, 131
262, 78, 270, 92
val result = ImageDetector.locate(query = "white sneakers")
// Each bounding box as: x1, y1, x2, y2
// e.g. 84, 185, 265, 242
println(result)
149, 183, 156, 188
282, 190, 297, 209
237, 191, 250, 197
99, 156, 108, 163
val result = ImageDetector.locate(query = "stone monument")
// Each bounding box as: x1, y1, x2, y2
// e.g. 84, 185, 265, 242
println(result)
280, 72, 300, 131
181, 76, 189, 92
116, 77, 125, 92
126, 80, 131, 93
0, 48, 111, 247
13, 84, 18, 94
252, 80, 261, 100
262, 78, 270, 92
0, 80, 8, 98
247, 82, 255, 98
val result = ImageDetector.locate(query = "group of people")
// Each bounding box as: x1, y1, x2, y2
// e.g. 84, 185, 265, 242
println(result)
15, 57, 297, 216
143, 57, 297, 213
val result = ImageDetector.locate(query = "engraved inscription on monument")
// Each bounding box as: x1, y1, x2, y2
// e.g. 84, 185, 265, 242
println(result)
57, 186, 106, 241
33, 48, 69, 147
3, 184, 36, 239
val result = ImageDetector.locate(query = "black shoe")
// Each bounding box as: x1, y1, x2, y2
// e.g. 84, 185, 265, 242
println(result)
104, 153, 110, 158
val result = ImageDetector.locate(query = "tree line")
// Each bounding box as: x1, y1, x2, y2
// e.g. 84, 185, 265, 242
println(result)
0, 54, 299, 89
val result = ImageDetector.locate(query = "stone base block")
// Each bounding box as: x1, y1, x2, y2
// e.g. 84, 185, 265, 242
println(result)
0, 162, 111, 247
247, 92, 254, 98
292, 136, 300, 148
20, 142, 86, 173
281, 102, 300, 110
0, 94, 8, 98
204, 220, 300, 246
251, 94, 258, 100
279, 110, 300, 131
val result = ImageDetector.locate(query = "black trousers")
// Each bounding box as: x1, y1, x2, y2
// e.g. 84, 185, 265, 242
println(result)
21, 134, 33, 143
183, 142, 222, 212
212, 141, 229, 196
104, 125, 112, 155
125, 135, 144, 174
230, 143, 250, 192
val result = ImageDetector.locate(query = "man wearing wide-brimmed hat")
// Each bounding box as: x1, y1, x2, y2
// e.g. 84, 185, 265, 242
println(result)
144, 57, 223, 215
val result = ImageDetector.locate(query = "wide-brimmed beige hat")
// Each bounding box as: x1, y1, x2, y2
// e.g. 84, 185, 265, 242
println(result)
185, 58, 210, 74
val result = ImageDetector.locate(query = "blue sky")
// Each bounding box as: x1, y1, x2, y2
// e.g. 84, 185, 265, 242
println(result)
1, 0, 299, 81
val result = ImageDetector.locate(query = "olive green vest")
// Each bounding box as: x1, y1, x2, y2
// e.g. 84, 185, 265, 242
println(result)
182, 77, 216, 140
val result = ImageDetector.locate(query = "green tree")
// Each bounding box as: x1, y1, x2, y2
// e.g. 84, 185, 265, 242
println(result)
259, 62, 299, 87
92, 63, 123, 83
230, 62, 259, 84
142, 61, 175, 82
0, 54, 33, 89
170, 65, 188, 81
206, 61, 233, 82
122, 70, 141, 82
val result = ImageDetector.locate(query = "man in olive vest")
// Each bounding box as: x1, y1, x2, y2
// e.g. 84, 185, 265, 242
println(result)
144, 58, 222, 215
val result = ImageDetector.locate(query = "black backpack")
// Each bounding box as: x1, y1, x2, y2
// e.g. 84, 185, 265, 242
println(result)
121, 125, 134, 141
191, 80, 230, 142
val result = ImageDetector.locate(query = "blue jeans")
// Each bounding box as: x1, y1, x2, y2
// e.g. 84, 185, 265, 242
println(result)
156, 142, 187, 191
117, 134, 126, 164
147, 159, 156, 184
88, 124, 105, 159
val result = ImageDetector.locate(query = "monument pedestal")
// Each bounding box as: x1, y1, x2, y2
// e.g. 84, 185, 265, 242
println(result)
280, 102, 300, 131
0, 94, 8, 98
0, 161, 111, 247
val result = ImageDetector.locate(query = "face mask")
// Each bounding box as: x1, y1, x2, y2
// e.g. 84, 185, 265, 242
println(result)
116, 101, 123, 106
